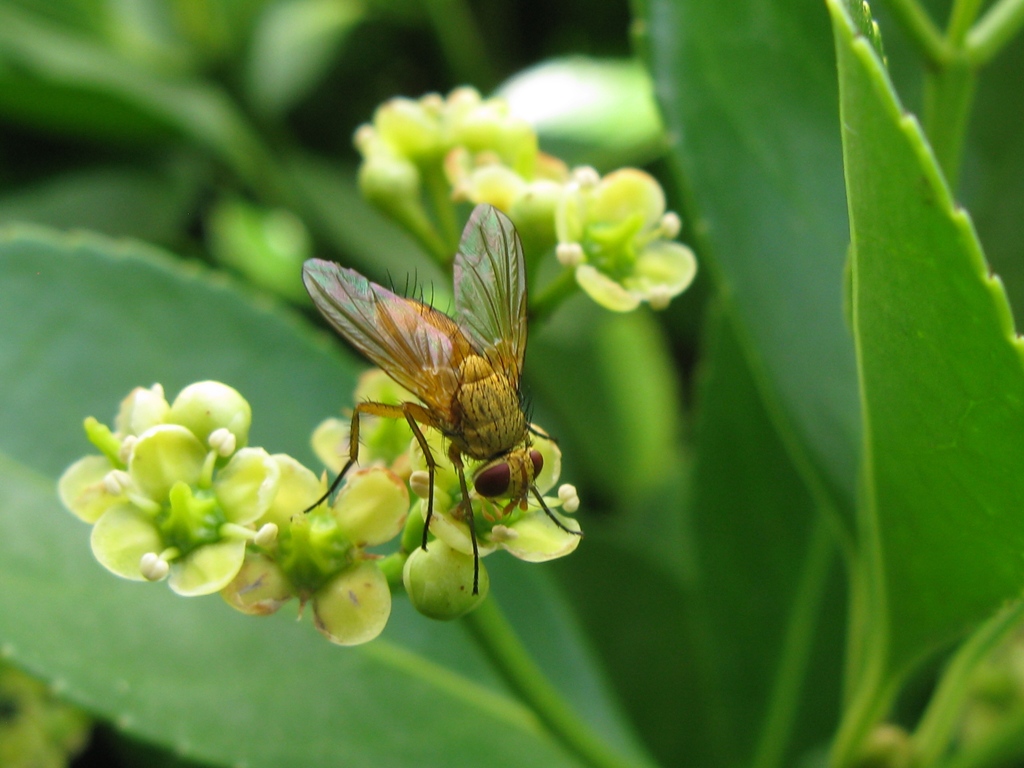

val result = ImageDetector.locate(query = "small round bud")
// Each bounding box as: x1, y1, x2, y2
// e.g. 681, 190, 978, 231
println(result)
168, 381, 251, 449
221, 553, 293, 616
403, 541, 488, 620
139, 552, 170, 581
409, 470, 431, 499
313, 561, 392, 645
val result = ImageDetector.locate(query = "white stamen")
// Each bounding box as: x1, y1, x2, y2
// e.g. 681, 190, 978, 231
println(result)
254, 523, 279, 547
208, 427, 236, 457
647, 286, 673, 311
558, 484, 580, 513
352, 124, 375, 152
421, 92, 444, 112
139, 552, 169, 581
490, 524, 519, 542
104, 469, 132, 496
571, 166, 601, 188
118, 435, 137, 464
660, 212, 682, 239
556, 242, 586, 268
409, 470, 431, 499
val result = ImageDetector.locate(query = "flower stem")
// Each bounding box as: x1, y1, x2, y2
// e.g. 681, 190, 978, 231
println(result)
463, 597, 655, 768
911, 599, 1024, 765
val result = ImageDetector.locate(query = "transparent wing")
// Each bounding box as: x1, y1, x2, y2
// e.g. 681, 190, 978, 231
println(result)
303, 259, 471, 421
453, 204, 528, 383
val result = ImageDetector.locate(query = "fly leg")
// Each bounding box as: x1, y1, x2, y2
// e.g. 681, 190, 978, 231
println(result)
304, 400, 440, 513
448, 445, 481, 595
530, 486, 584, 536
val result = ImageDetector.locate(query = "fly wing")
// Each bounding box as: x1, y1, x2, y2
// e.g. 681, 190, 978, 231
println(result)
303, 259, 470, 421
453, 204, 528, 384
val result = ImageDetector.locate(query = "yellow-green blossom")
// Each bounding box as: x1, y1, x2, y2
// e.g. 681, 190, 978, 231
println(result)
556, 167, 697, 311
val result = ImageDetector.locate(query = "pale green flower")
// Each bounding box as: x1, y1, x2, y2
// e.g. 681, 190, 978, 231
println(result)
556, 167, 697, 311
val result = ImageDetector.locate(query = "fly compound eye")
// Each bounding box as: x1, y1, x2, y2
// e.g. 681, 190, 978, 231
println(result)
474, 462, 511, 498
530, 449, 543, 478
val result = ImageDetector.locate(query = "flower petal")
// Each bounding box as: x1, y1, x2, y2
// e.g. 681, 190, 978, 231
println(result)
500, 511, 582, 562
90, 504, 163, 580
58, 455, 119, 523
168, 539, 247, 596
417, 499, 496, 558
128, 425, 206, 502
260, 454, 324, 528
590, 168, 665, 227
574, 264, 641, 312
214, 447, 280, 524
332, 467, 409, 547
114, 384, 169, 437
168, 381, 251, 449
623, 241, 698, 304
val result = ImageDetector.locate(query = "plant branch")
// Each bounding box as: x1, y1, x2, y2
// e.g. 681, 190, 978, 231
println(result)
883, 0, 951, 67
463, 597, 655, 768
966, 0, 1024, 66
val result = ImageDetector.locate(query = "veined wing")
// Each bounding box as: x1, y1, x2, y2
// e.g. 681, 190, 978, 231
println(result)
453, 205, 528, 384
303, 259, 471, 421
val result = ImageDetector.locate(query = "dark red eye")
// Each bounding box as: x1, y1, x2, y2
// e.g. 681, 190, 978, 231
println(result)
530, 449, 543, 478
474, 462, 511, 497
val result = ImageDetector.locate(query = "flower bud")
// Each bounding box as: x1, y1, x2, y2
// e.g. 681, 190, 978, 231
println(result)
403, 541, 488, 620
168, 382, 251, 449
313, 561, 392, 645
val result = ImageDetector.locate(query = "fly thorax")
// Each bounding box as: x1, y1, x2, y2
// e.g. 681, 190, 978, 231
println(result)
456, 354, 525, 458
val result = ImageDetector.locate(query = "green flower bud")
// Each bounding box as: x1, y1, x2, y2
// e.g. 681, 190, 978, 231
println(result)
114, 384, 170, 437
58, 455, 121, 523
332, 467, 408, 547
373, 96, 444, 161
403, 541, 488, 620
128, 425, 206, 503
313, 561, 392, 645
222, 553, 294, 615
168, 381, 251, 449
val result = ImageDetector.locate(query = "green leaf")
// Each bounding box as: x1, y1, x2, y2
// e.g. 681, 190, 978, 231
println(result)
0, 163, 205, 246
638, 0, 861, 516
0, 227, 632, 767
686, 304, 842, 768
832, 0, 1024, 677
246, 0, 364, 117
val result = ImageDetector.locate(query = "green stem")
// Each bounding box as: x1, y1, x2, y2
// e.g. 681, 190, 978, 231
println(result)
946, 0, 987, 45
751, 516, 835, 768
966, 0, 1024, 66
921, 54, 976, 190
530, 268, 580, 324
883, 0, 951, 67
462, 597, 654, 768
911, 600, 1024, 765
420, 0, 496, 88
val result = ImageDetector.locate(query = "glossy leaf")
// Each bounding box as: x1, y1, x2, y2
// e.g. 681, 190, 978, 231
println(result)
638, 0, 861, 516
0, 227, 635, 767
833, 0, 1024, 674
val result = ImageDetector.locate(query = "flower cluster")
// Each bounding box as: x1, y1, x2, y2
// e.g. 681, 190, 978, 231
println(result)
354, 86, 697, 312
58, 376, 582, 642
